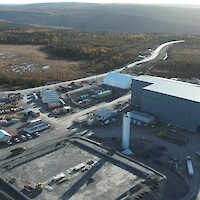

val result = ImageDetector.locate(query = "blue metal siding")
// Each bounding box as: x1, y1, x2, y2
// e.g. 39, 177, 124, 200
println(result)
141, 89, 200, 131
131, 79, 152, 106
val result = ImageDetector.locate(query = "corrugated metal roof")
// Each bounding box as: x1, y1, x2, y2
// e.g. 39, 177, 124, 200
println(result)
40, 89, 60, 104
40, 89, 57, 95
134, 75, 200, 103
42, 97, 60, 103
94, 109, 117, 119
130, 110, 155, 120
103, 72, 132, 89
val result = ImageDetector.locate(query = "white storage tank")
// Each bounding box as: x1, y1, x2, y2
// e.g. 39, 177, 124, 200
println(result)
122, 112, 132, 155
122, 113, 131, 151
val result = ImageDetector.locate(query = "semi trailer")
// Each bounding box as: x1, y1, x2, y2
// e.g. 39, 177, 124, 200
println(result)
186, 156, 194, 176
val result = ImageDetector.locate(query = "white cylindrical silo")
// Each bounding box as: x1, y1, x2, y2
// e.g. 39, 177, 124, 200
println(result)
122, 112, 131, 150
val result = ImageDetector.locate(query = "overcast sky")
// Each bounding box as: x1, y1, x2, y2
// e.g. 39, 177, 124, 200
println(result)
1, 0, 200, 4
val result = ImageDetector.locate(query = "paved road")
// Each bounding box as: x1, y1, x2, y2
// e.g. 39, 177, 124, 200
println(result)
0, 39, 185, 165
2, 40, 184, 95
0, 39, 185, 159
0, 39, 185, 200
0, 178, 29, 200
118, 40, 185, 71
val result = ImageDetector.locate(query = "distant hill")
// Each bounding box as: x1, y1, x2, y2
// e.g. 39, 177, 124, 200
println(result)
0, 3, 200, 35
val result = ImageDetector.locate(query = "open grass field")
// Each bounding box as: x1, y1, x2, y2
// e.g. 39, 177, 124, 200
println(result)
0, 3, 200, 88
0, 25, 169, 89
0, 44, 85, 87
1, 21, 200, 88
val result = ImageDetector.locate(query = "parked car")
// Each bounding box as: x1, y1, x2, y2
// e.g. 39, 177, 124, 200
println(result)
26, 134, 32, 139
34, 132, 40, 137
20, 135, 27, 141
14, 138, 20, 143
6, 140, 12, 145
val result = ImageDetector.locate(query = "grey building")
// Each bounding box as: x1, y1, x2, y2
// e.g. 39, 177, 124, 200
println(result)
131, 75, 200, 132
93, 109, 117, 122
40, 89, 61, 109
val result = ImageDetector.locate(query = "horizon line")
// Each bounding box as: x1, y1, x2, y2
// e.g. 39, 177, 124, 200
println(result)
0, 2, 200, 5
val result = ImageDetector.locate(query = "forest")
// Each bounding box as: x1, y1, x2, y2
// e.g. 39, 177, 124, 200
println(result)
0, 22, 172, 88
0, 22, 200, 88
150, 36, 200, 78
1, 3, 200, 35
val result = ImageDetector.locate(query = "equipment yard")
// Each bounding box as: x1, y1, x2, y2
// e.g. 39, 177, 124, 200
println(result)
1, 40, 200, 200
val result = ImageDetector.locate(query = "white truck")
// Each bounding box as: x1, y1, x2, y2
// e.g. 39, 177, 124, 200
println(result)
186, 156, 194, 176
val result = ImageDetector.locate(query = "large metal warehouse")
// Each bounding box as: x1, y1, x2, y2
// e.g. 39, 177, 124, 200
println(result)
40, 89, 61, 109
131, 75, 200, 132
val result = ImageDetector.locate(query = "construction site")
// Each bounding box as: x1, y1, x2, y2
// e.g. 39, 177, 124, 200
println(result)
0, 137, 165, 200
0, 72, 199, 200
1, 40, 200, 200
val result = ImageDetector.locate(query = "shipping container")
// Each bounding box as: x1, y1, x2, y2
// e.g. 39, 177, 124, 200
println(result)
97, 90, 112, 98
27, 118, 42, 124
25, 123, 50, 134
74, 115, 88, 124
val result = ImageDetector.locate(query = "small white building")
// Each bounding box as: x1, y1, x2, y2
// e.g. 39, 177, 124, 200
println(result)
0, 129, 11, 142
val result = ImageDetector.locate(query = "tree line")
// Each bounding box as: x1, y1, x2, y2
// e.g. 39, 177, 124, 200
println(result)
0, 22, 189, 88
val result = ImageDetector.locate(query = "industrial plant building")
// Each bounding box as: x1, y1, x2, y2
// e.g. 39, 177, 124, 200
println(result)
40, 89, 61, 109
131, 75, 200, 132
93, 109, 117, 123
